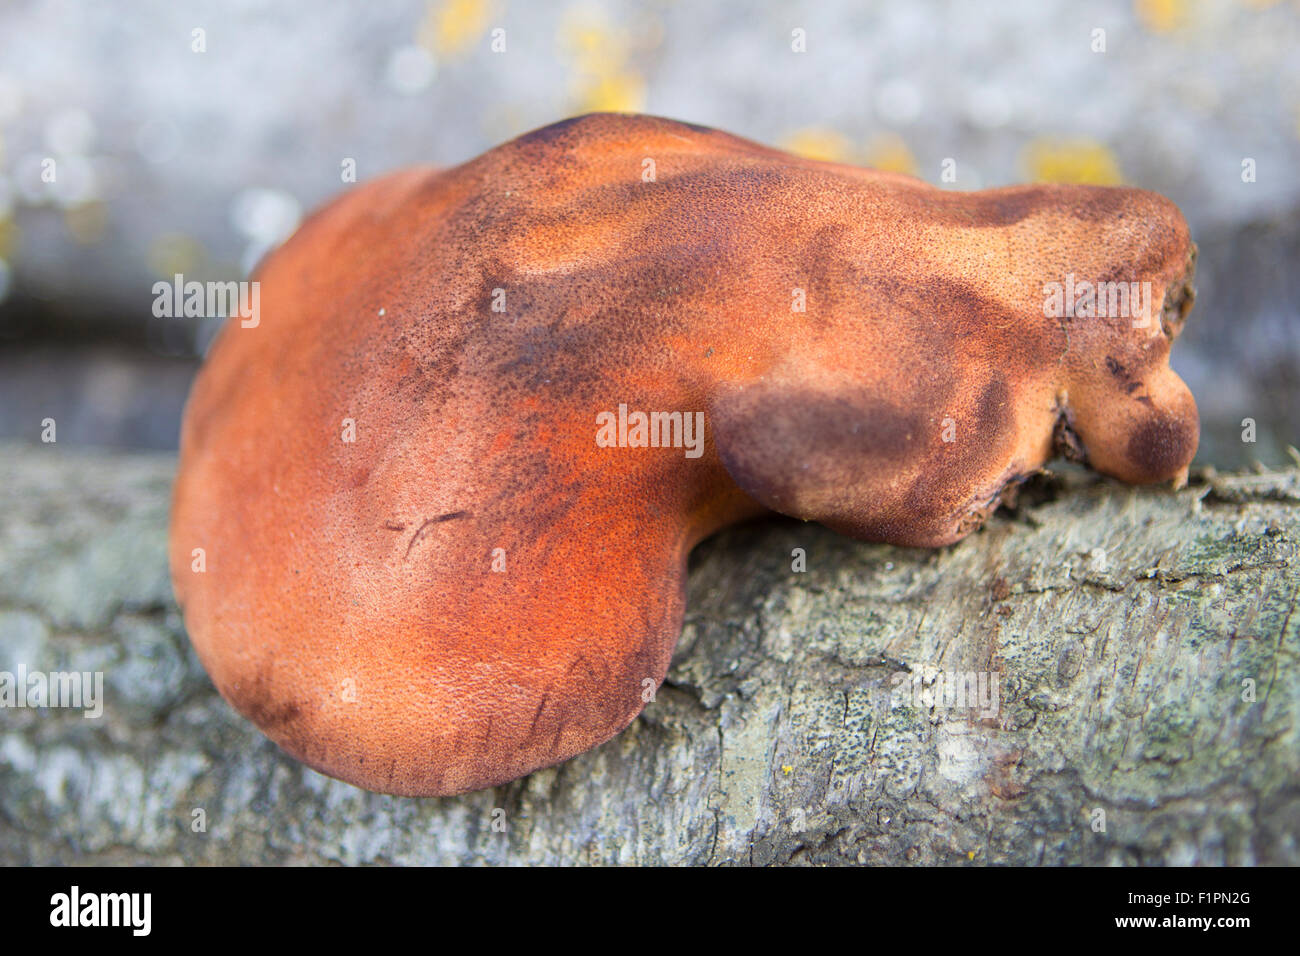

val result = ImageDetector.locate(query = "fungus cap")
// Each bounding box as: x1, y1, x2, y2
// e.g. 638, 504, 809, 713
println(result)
170, 114, 1199, 795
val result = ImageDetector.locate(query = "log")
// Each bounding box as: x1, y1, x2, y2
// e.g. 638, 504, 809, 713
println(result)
0, 443, 1296, 865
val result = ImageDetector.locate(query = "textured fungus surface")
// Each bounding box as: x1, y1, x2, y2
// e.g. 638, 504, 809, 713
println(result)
169, 114, 1200, 796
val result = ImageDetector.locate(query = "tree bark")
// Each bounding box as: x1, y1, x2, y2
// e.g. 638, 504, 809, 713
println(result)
1, 444, 1296, 865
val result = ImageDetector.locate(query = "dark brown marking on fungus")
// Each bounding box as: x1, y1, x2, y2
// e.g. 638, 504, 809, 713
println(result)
961, 187, 1045, 227
528, 693, 549, 737
975, 378, 1013, 434
1127, 415, 1198, 481
1052, 410, 1088, 464
405, 511, 472, 558
1160, 248, 1198, 338
233, 674, 303, 733
169, 113, 1201, 796
512, 113, 591, 148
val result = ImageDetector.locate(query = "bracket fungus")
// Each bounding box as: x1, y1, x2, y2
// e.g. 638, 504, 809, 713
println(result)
170, 113, 1199, 796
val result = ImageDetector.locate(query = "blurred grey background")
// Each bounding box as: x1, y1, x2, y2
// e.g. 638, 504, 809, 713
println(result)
0, 0, 1296, 465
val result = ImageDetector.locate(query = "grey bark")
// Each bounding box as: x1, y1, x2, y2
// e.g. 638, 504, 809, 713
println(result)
0, 443, 1296, 865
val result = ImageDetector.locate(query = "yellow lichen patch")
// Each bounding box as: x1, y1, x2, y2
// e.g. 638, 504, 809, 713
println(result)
1134, 0, 1190, 33
864, 133, 918, 176
1023, 138, 1124, 185
420, 0, 494, 57
560, 8, 647, 114
578, 71, 646, 113
65, 202, 108, 245
562, 14, 616, 72
0, 217, 18, 259
781, 127, 853, 163
148, 233, 206, 278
